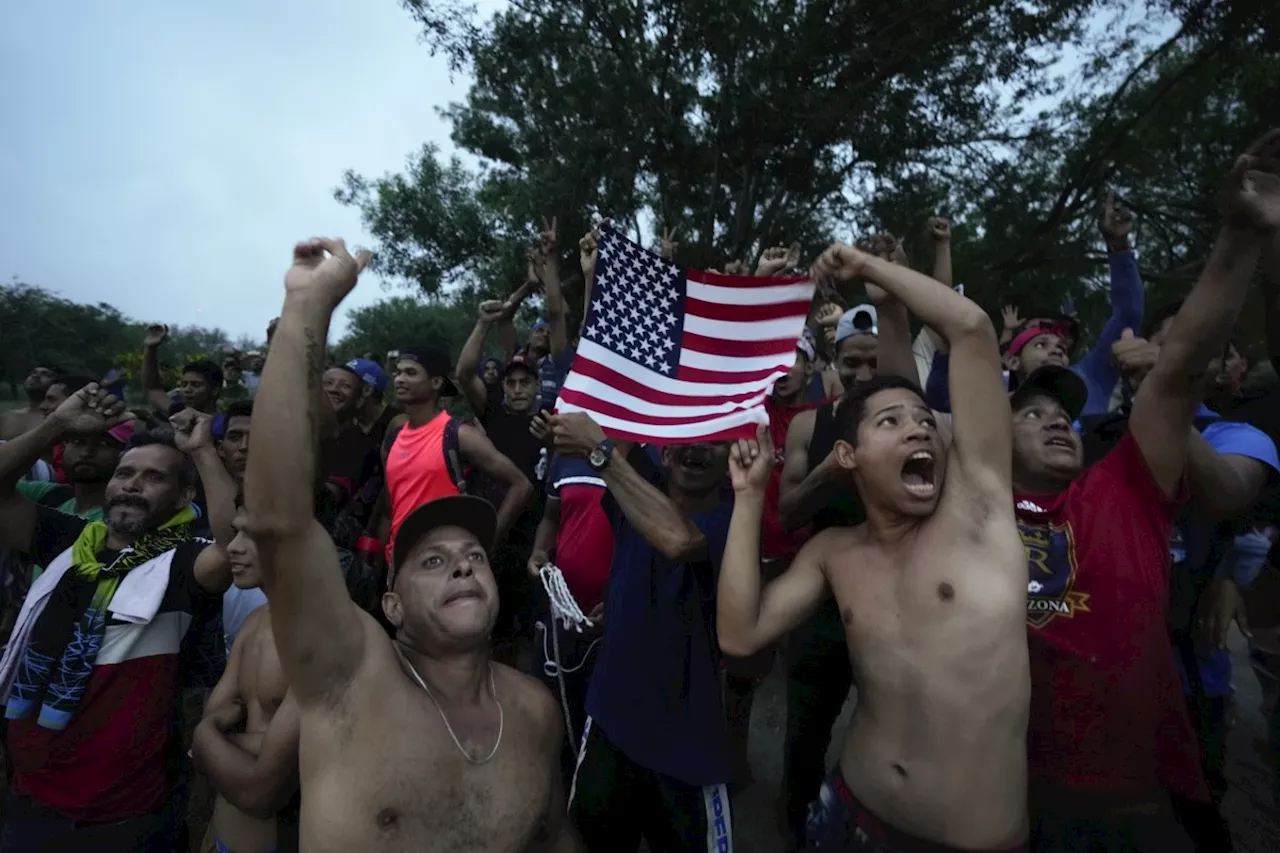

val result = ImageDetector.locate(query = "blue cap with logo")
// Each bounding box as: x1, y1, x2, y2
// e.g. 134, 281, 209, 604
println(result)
345, 358, 387, 394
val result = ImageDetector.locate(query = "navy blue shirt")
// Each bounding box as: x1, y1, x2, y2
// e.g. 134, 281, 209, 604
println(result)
585, 447, 732, 787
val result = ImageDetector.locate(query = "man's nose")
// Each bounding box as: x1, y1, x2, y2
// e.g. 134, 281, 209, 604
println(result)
450, 561, 474, 578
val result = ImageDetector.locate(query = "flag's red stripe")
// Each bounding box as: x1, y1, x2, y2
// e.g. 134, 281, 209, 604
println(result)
675, 362, 783, 384
685, 268, 809, 287
558, 388, 764, 426
684, 297, 812, 323
571, 357, 768, 406
681, 331, 800, 359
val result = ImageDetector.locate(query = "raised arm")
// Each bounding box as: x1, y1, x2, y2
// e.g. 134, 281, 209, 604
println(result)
534, 218, 568, 359
457, 424, 534, 541
244, 238, 373, 707
718, 426, 828, 657
777, 409, 839, 531
928, 217, 953, 287
0, 387, 126, 552
1074, 194, 1144, 411
456, 301, 507, 416
141, 323, 173, 414
171, 408, 234, 593
550, 413, 706, 561
814, 245, 1010, 495
1130, 134, 1280, 497
1185, 428, 1275, 520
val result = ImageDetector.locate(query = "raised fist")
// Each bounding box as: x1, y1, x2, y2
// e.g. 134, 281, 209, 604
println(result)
143, 323, 169, 349
283, 238, 372, 310
1221, 129, 1280, 232
928, 216, 951, 242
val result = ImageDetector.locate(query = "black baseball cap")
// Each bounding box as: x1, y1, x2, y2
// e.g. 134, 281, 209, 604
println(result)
504, 352, 538, 378
1009, 365, 1088, 422
397, 346, 459, 397
389, 495, 498, 587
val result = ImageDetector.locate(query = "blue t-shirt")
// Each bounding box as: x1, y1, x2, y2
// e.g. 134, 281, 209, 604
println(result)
538, 345, 576, 412
585, 448, 733, 787
1175, 412, 1279, 697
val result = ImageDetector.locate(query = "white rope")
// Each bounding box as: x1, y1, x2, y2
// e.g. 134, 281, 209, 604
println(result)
537, 563, 600, 748
540, 563, 593, 631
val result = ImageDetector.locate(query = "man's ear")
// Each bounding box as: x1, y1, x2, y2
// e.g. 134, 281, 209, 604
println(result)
178, 484, 196, 509
382, 591, 404, 630
833, 439, 857, 472
430, 376, 443, 392
1007, 355, 1021, 374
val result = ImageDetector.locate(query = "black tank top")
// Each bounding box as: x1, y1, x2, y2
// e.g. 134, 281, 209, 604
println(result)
808, 400, 867, 533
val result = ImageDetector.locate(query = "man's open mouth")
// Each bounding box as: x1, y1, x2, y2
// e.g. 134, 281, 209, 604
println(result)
444, 588, 483, 605
1044, 435, 1074, 451
901, 450, 937, 498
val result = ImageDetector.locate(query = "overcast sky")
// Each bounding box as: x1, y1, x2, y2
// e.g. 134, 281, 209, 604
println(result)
0, 0, 473, 342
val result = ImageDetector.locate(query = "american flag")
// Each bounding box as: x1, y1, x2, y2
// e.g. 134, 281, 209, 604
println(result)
555, 226, 815, 443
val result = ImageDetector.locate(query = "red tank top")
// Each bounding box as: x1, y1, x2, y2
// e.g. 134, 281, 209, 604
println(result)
386, 411, 460, 560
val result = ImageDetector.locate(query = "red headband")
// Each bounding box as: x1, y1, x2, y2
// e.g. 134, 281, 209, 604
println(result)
1008, 323, 1067, 358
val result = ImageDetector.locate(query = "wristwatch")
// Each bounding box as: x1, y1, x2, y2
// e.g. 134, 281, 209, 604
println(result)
588, 438, 615, 472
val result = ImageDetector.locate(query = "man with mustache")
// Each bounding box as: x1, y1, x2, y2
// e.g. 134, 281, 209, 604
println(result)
0, 388, 235, 853
550, 413, 736, 853
721, 242, 1029, 852
243, 237, 576, 853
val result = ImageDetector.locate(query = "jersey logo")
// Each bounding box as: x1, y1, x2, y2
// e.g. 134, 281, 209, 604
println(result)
1018, 519, 1090, 628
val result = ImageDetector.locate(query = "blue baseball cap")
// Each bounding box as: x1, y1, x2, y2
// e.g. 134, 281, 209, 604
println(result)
345, 358, 387, 394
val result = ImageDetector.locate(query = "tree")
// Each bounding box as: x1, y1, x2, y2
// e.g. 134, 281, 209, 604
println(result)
334, 293, 490, 365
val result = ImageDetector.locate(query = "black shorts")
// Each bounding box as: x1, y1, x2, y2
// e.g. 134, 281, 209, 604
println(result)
569, 718, 733, 853
806, 765, 1029, 853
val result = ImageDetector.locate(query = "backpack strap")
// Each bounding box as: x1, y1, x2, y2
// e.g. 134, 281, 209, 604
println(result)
442, 416, 471, 494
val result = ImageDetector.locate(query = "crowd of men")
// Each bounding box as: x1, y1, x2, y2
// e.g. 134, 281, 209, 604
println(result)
0, 132, 1278, 853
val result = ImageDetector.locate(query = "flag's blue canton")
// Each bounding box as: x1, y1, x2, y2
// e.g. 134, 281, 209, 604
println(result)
583, 231, 685, 375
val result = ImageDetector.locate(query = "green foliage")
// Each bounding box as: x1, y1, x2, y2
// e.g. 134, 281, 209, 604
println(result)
0, 279, 260, 395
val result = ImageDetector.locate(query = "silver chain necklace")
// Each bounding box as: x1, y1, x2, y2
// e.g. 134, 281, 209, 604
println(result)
394, 643, 504, 765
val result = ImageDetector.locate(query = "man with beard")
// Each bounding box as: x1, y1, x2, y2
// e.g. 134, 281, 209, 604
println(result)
720, 243, 1029, 852
0, 388, 234, 853
457, 299, 550, 661
193, 498, 300, 853
0, 366, 61, 441
772, 295, 917, 845
1008, 133, 1280, 852
243, 236, 575, 853
550, 412, 736, 853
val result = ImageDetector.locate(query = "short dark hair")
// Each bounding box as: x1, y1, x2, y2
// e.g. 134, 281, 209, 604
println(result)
126, 427, 197, 489
52, 375, 96, 395
182, 360, 223, 388
224, 399, 253, 421
834, 375, 927, 446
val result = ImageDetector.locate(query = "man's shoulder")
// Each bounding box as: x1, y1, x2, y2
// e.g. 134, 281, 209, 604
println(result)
495, 663, 558, 729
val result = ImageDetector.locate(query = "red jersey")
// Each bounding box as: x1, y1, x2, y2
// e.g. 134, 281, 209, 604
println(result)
1014, 433, 1208, 802
760, 396, 823, 561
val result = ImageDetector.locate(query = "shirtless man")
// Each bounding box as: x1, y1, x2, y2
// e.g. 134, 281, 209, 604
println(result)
718, 250, 1029, 851
244, 237, 576, 853
0, 365, 59, 440
193, 501, 299, 853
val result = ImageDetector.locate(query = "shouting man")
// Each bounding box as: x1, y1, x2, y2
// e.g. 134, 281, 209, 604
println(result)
244, 237, 575, 852
718, 248, 1030, 851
